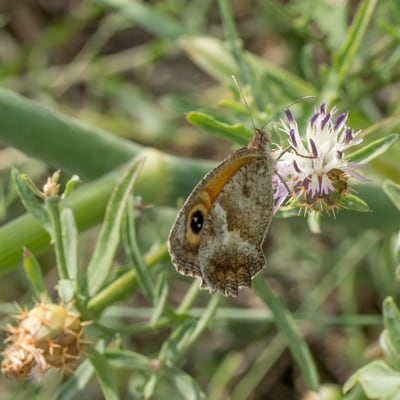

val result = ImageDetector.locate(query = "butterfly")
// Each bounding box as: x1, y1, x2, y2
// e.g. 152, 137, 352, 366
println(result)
168, 127, 274, 296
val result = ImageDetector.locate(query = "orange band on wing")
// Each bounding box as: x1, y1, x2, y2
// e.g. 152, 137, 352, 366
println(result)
203, 153, 257, 203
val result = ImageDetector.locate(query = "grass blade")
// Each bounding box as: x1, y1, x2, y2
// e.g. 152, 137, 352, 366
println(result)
254, 278, 319, 391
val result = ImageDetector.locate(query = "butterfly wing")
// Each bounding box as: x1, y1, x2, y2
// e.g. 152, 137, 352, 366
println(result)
168, 146, 262, 280
199, 149, 274, 296
168, 128, 274, 296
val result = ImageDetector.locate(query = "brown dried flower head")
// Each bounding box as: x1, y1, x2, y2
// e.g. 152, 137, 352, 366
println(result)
1, 300, 85, 379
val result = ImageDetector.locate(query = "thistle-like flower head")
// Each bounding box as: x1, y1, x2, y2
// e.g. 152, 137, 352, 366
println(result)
274, 103, 368, 214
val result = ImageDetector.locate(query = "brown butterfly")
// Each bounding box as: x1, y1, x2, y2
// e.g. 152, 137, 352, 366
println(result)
168, 128, 274, 296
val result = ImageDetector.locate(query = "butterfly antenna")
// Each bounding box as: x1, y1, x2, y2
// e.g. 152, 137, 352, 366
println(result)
231, 75, 257, 132
259, 96, 318, 132
285, 96, 318, 109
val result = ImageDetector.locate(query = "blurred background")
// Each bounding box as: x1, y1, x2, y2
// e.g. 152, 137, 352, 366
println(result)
0, 0, 399, 399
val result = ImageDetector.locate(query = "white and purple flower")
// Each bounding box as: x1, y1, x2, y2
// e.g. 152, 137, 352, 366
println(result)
274, 103, 369, 214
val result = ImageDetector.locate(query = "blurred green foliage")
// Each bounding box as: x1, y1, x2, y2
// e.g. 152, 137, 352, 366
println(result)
0, 0, 400, 399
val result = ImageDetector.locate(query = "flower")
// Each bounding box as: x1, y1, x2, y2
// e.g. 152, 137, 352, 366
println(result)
43, 176, 60, 198
1, 300, 85, 379
274, 103, 369, 214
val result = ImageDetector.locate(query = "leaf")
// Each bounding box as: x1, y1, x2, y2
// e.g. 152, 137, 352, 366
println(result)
253, 278, 319, 391
105, 349, 151, 371
87, 347, 119, 400
343, 360, 400, 397
342, 194, 371, 212
383, 298, 400, 356
62, 175, 80, 199
348, 134, 399, 163
122, 198, 154, 302
86, 156, 145, 296
333, 0, 379, 85
158, 319, 197, 363
94, 0, 188, 39
22, 248, 49, 299
55, 359, 94, 400
380, 330, 400, 371
158, 296, 217, 364
173, 295, 219, 364
187, 111, 252, 146
56, 279, 75, 304
218, 0, 263, 110
61, 208, 78, 280
164, 366, 206, 400
151, 272, 169, 326
383, 180, 400, 211
12, 169, 51, 234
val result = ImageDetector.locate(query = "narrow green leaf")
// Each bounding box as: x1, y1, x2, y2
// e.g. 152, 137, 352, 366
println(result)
342, 194, 370, 212
62, 175, 80, 200
16, 171, 45, 198
87, 347, 119, 400
12, 169, 51, 234
230, 335, 286, 400
209, 352, 243, 400
143, 374, 158, 399
55, 359, 94, 400
151, 272, 169, 326
380, 330, 400, 370
158, 319, 197, 363
218, 0, 263, 110
22, 248, 49, 299
383, 297, 400, 355
61, 208, 78, 280
379, 21, 400, 40
94, 0, 189, 39
180, 296, 219, 357
105, 349, 151, 371
343, 360, 400, 397
122, 198, 154, 302
164, 366, 206, 400
253, 278, 319, 391
342, 384, 369, 400
383, 180, 400, 211
334, 0, 379, 85
348, 134, 399, 163
86, 157, 145, 296
175, 280, 202, 314
187, 111, 252, 146
172, 296, 219, 364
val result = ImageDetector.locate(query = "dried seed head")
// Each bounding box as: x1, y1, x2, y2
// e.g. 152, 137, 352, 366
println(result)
1, 301, 84, 379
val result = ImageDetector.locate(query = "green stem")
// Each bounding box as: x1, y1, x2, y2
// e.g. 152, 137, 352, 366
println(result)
46, 197, 68, 279
87, 244, 169, 314
173, 295, 219, 366
176, 280, 201, 314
